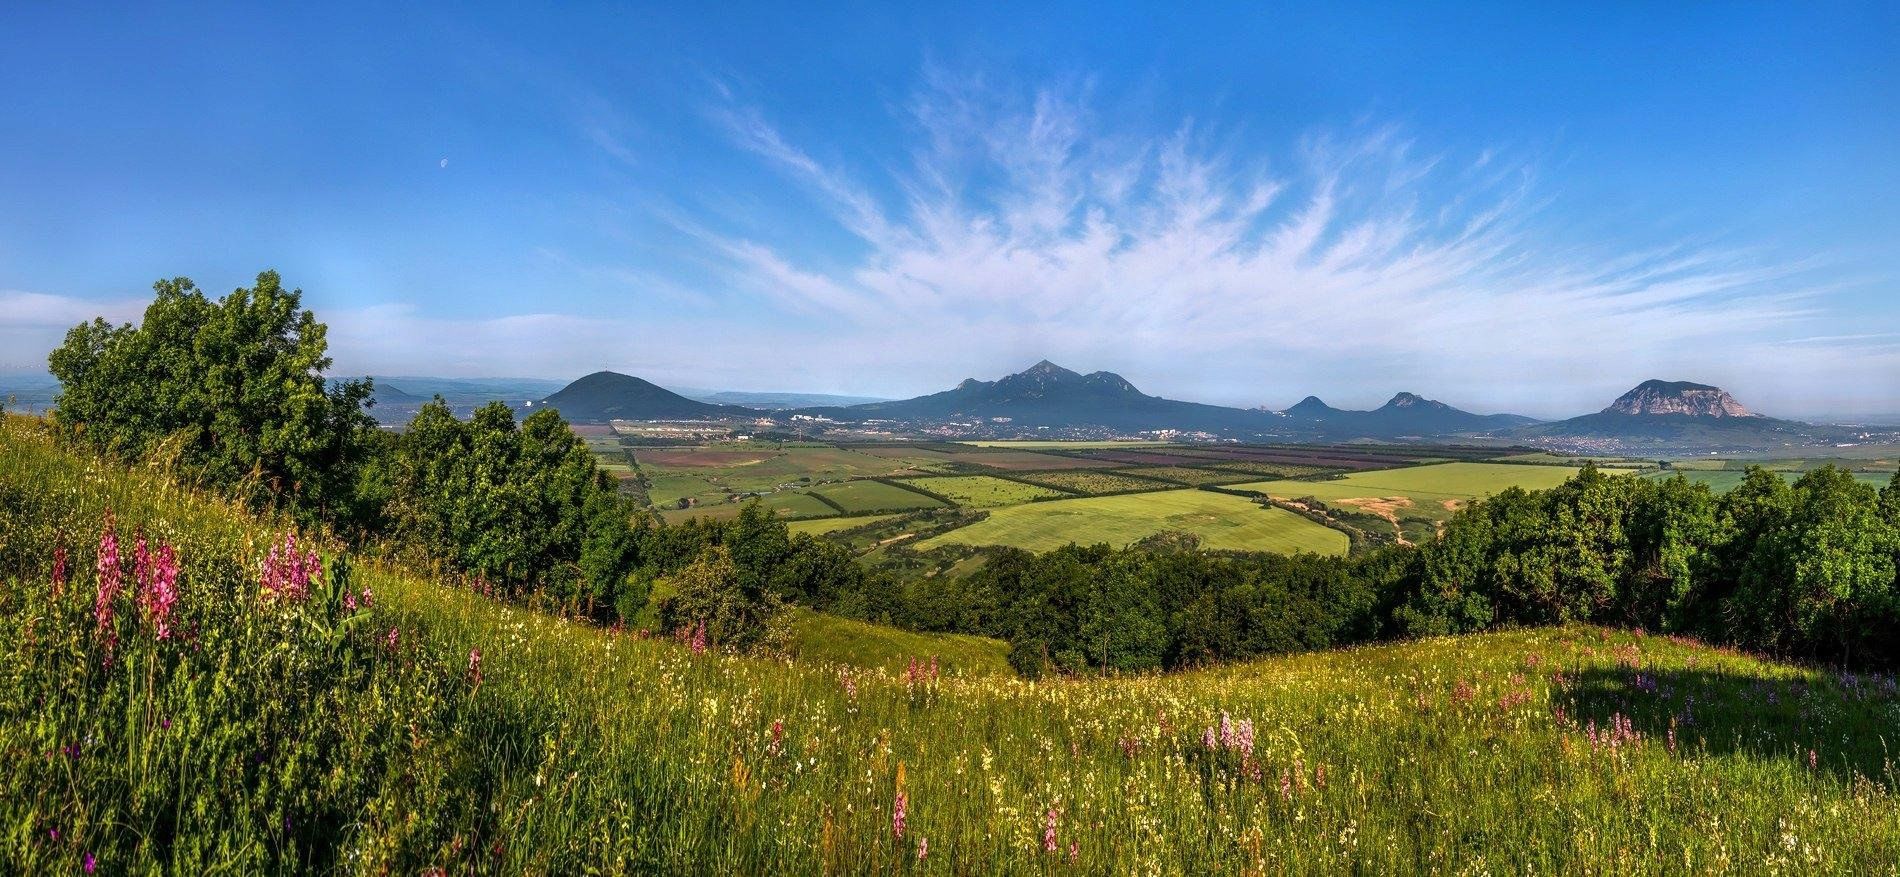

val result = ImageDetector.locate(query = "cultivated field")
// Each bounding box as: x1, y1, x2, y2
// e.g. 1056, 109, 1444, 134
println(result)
807, 479, 947, 514
899, 475, 1067, 507
1011, 470, 1175, 496
1111, 465, 1260, 486
786, 513, 903, 536
915, 488, 1350, 554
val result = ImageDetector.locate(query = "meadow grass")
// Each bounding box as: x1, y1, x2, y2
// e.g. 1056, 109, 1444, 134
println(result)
899, 475, 1067, 507
783, 607, 1011, 676
915, 489, 1350, 554
4, 418, 1900, 873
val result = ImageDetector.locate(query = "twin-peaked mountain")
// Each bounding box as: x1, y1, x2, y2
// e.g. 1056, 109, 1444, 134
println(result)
1272, 391, 1538, 436
809, 360, 1267, 431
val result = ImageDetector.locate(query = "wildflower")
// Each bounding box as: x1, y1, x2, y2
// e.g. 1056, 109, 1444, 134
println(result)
1043, 807, 1060, 853
84, 852, 96, 873
468, 648, 483, 685
137, 541, 179, 640
1279, 768, 1293, 800
1315, 762, 1327, 789
1069, 841, 1079, 863
259, 532, 320, 602
689, 620, 708, 655
94, 513, 122, 634
767, 719, 785, 757
1219, 712, 1235, 748
1808, 749, 1818, 771
892, 761, 909, 838
917, 836, 928, 861
1201, 726, 1217, 750
385, 627, 400, 651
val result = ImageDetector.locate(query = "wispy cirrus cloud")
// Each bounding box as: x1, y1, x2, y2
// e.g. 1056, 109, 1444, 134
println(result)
668, 73, 1858, 416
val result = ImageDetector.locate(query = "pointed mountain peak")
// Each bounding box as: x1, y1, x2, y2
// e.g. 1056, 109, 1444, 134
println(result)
1606, 380, 1751, 417
1381, 391, 1449, 410
1286, 395, 1336, 416
1021, 359, 1076, 377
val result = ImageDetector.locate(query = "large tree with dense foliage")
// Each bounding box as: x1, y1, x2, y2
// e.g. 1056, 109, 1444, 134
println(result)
47, 272, 375, 525
381, 399, 639, 619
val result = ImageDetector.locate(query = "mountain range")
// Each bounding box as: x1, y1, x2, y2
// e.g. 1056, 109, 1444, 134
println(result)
429, 362, 1867, 452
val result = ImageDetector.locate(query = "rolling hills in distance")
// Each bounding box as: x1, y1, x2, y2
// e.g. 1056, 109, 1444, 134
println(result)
335, 361, 1879, 453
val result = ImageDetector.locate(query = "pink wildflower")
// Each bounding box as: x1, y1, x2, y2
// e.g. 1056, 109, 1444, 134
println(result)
1069, 841, 1079, 863
1042, 807, 1060, 853
689, 620, 708, 655
136, 540, 180, 640
892, 789, 907, 839
1201, 726, 1217, 749
767, 719, 785, 757
917, 836, 928, 861
385, 627, 400, 651
94, 513, 122, 634
259, 532, 320, 602
468, 648, 483, 684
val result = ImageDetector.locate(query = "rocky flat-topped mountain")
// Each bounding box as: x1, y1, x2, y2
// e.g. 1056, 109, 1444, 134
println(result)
1515, 379, 1836, 450
1605, 380, 1752, 417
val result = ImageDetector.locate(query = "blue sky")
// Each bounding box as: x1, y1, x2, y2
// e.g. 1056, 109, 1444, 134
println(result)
2, 2, 1896, 417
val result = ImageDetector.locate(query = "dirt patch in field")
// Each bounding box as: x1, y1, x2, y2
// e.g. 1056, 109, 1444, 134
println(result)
1440, 499, 1464, 511
1335, 496, 1415, 521
636, 449, 779, 468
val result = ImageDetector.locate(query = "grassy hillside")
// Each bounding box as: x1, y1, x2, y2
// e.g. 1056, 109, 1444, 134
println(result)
916, 488, 1351, 554
4, 417, 1899, 872
784, 607, 1011, 676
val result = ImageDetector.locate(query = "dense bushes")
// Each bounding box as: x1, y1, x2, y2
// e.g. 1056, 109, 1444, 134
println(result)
376, 399, 637, 619
1398, 464, 1900, 668
46, 272, 376, 526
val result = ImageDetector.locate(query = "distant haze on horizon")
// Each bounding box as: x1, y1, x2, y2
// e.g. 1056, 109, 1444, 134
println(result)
2, 4, 1896, 419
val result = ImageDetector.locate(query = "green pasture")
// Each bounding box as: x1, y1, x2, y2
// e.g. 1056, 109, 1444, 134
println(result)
900, 474, 1067, 507
807, 479, 946, 514
915, 488, 1349, 554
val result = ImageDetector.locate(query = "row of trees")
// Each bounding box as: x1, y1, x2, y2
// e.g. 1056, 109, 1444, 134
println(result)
855, 465, 1898, 675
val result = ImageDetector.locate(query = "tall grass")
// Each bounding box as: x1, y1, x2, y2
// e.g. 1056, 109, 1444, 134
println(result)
3, 415, 1898, 873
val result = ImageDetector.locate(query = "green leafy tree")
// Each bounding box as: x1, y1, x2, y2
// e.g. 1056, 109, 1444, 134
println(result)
655, 545, 783, 653
47, 272, 374, 525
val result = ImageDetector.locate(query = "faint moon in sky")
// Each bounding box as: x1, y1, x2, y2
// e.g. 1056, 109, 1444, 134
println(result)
439, 158, 449, 168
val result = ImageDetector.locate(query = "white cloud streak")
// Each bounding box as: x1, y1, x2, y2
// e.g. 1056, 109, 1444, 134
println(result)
667, 75, 1876, 416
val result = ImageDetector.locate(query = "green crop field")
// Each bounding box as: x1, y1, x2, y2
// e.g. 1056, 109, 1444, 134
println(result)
807, 479, 946, 514
785, 513, 902, 536
656, 490, 838, 524
1236, 462, 1626, 508
1111, 466, 1259, 486
1012, 469, 1176, 495
915, 489, 1350, 554
960, 440, 1173, 449
1643, 468, 1894, 493
899, 474, 1067, 507
6, 421, 1900, 872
